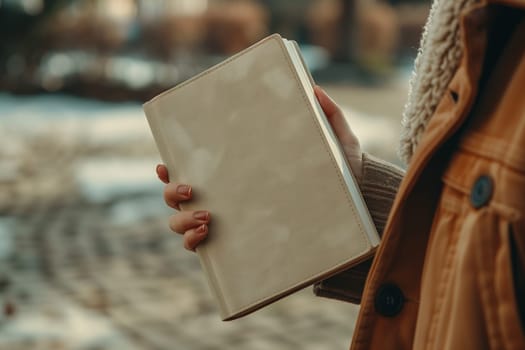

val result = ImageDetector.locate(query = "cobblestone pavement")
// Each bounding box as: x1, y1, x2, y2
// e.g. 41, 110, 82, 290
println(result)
0, 83, 405, 349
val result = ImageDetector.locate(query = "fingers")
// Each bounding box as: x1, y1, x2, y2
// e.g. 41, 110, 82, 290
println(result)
169, 211, 210, 252
164, 182, 192, 210
183, 224, 208, 251
156, 164, 209, 252
169, 210, 210, 234
156, 164, 170, 184
157, 165, 192, 210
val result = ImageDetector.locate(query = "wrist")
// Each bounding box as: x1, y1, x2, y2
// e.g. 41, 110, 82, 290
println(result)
348, 153, 363, 185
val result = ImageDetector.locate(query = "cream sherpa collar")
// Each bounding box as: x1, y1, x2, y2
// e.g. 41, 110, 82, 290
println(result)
399, 0, 479, 164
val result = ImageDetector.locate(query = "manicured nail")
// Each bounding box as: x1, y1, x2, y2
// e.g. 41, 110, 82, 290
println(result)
156, 164, 162, 173
177, 185, 191, 197
193, 211, 209, 221
196, 224, 207, 235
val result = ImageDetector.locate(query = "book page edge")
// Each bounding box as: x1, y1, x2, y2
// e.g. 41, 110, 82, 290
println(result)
283, 40, 380, 248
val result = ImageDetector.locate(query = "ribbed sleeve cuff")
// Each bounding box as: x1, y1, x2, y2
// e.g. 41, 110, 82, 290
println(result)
313, 153, 405, 304
360, 152, 405, 235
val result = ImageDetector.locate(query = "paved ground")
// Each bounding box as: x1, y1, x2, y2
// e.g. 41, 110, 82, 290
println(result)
0, 80, 406, 350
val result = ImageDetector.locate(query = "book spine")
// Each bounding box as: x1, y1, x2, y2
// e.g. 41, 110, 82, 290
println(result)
143, 101, 231, 319
196, 246, 231, 320
143, 102, 169, 169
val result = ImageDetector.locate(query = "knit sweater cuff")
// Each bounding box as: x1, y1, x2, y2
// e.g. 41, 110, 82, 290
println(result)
360, 152, 405, 235
313, 153, 405, 304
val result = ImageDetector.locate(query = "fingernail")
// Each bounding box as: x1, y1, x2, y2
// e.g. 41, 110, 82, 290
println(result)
196, 224, 207, 235
156, 164, 162, 173
193, 211, 209, 221
177, 185, 192, 197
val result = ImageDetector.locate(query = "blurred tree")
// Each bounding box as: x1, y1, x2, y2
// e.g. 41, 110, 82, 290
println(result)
335, 0, 357, 62
260, 0, 311, 39
0, 0, 73, 56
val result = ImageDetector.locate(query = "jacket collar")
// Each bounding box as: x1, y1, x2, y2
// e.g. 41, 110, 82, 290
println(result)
399, 0, 480, 165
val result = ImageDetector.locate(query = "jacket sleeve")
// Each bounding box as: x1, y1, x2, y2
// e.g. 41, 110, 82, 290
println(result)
313, 153, 405, 303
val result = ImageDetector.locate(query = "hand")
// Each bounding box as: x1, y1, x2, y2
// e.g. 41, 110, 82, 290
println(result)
314, 85, 362, 182
156, 164, 210, 251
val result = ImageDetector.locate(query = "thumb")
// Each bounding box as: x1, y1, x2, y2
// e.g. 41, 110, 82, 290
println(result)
313, 86, 359, 150
313, 85, 362, 180
314, 85, 343, 120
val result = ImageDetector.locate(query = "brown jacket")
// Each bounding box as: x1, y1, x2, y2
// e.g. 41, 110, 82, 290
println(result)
318, 0, 525, 349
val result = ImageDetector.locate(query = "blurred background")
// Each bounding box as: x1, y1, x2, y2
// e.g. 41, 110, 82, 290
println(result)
0, 0, 429, 349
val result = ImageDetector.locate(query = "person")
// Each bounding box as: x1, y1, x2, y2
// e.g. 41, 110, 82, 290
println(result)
156, 0, 525, 348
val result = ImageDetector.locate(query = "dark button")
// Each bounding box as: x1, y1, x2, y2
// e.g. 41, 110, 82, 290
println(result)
470, 175, 493, 209
374, 283, 404, 317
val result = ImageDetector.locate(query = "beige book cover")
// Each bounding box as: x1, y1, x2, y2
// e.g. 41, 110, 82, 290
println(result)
143, 34, 379, 321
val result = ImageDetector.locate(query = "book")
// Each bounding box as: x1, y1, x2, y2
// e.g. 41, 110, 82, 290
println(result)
143, 34, 379, 321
